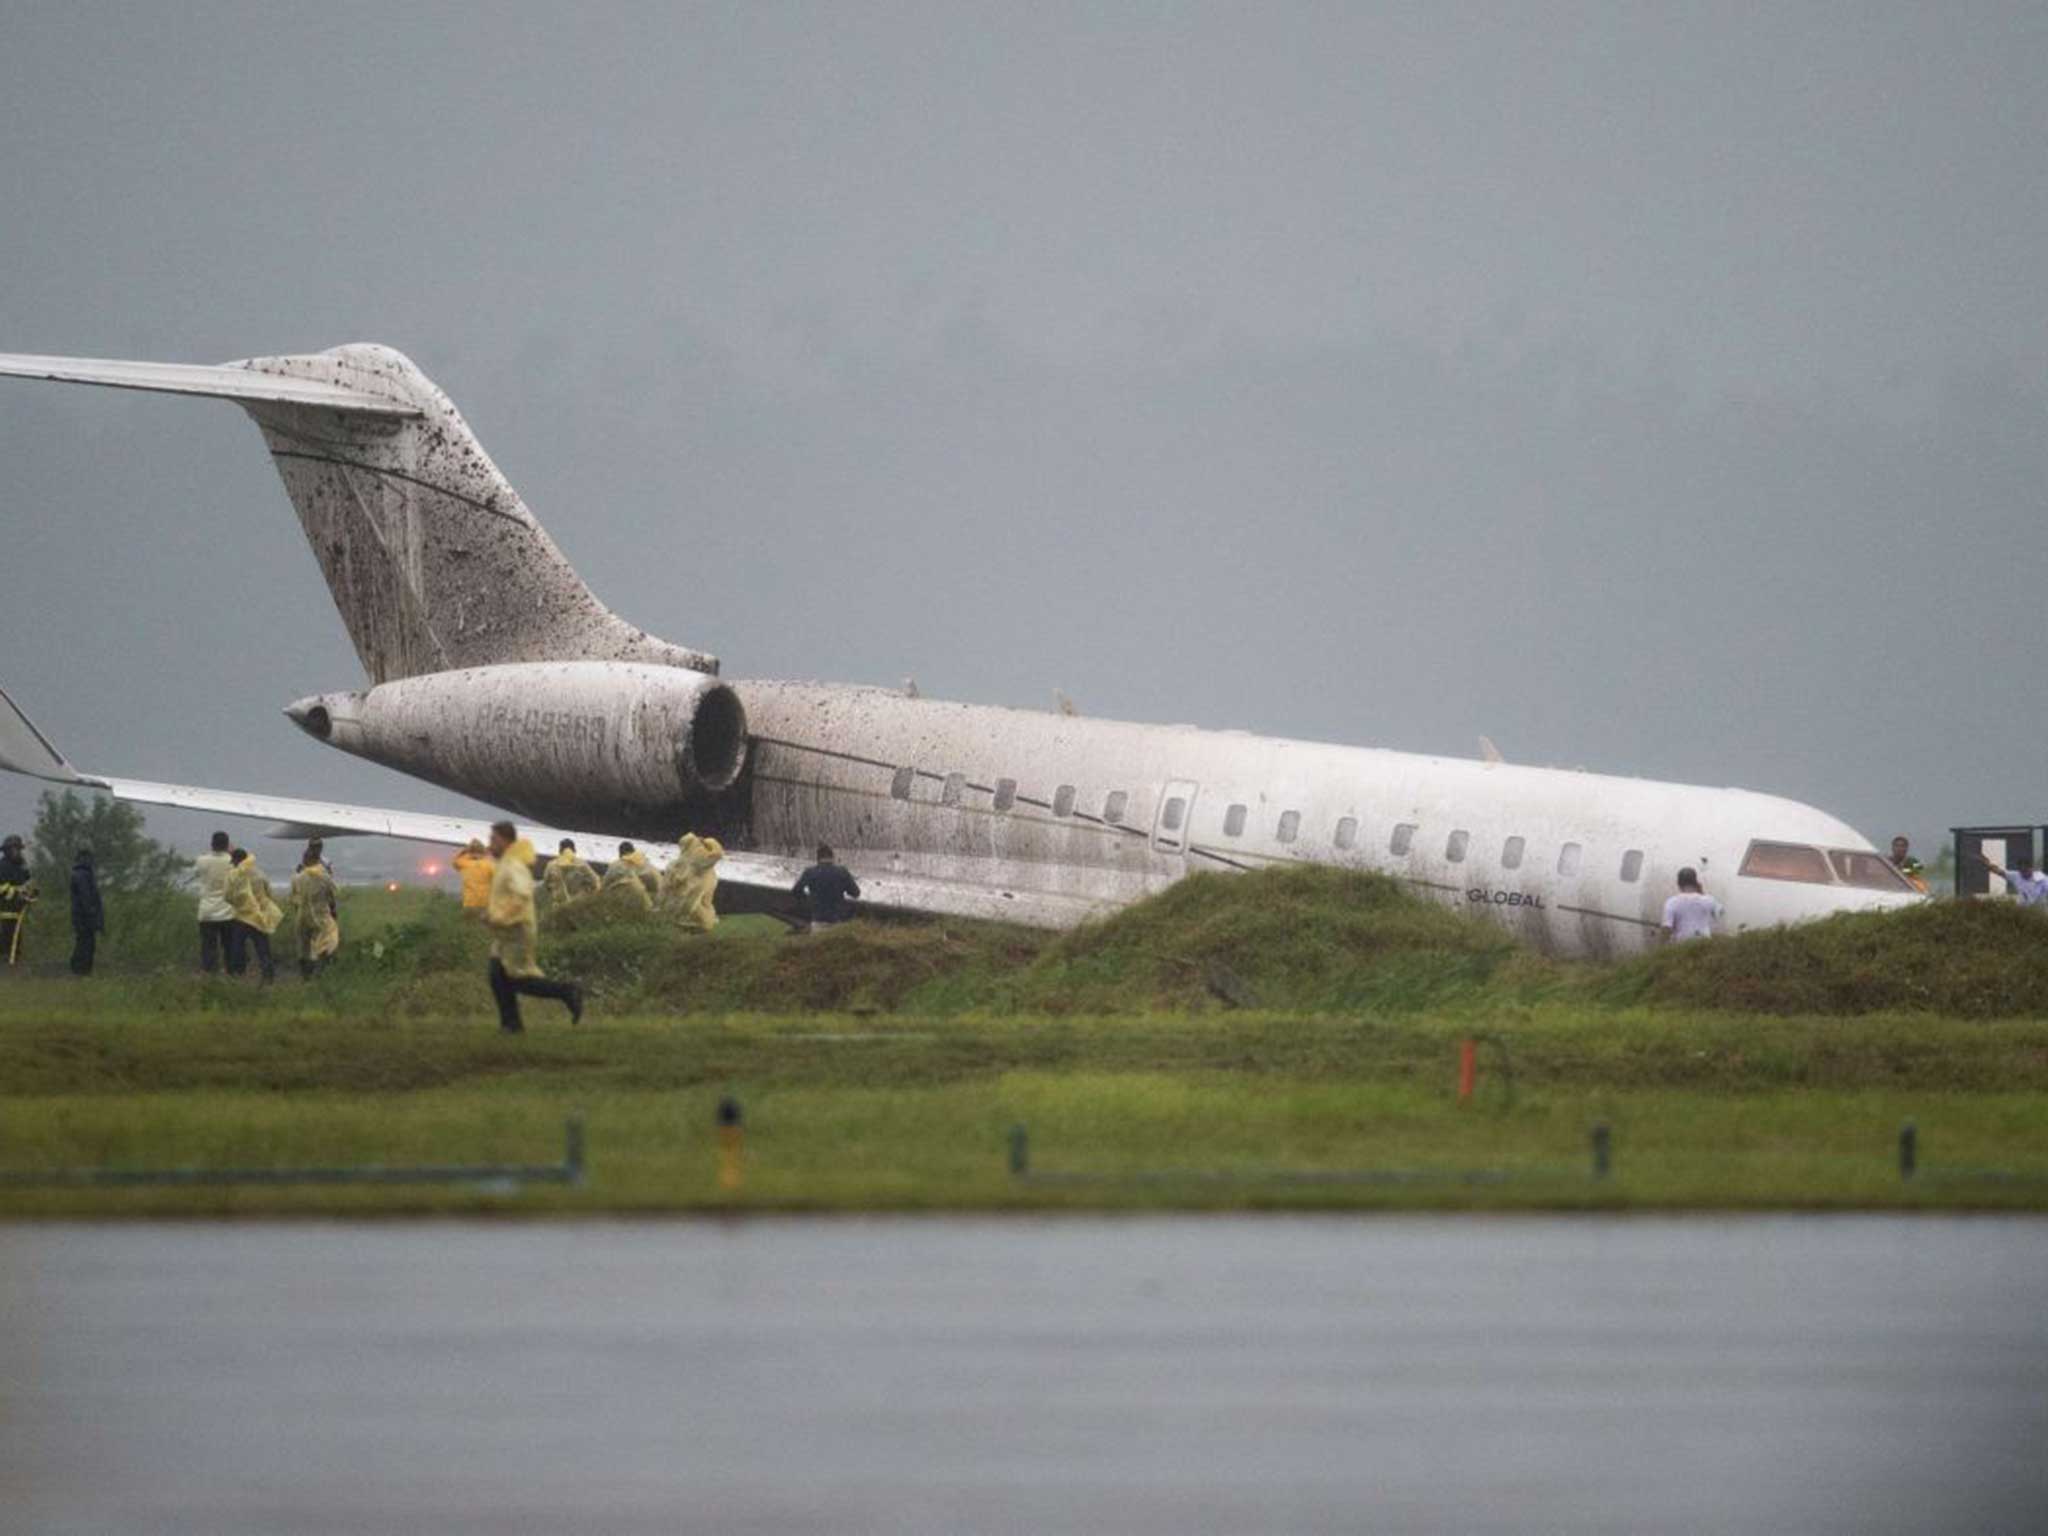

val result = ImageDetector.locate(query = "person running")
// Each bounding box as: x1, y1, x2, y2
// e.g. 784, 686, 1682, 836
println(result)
792, 845, 861, 931
68, 848, 104, 977
484, 821, 583, 1034
1660, 866, 1723, 942
224, 847, 283, 983
194, 830, 236, 974
290, 851, 341, 979
0, 834, 37, 970
1978, 851, 2048, 907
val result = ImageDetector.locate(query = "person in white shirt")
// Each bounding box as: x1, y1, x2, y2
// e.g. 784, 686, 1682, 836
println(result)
1978, 853, 2048, 907
192, 829, 237, 974
1660, 867, 1724, 942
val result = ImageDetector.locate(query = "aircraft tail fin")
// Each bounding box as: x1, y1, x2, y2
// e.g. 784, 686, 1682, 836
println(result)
0, 344, 715, 683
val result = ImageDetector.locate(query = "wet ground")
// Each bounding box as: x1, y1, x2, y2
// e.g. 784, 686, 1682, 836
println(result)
2, 1216, 2043, 1534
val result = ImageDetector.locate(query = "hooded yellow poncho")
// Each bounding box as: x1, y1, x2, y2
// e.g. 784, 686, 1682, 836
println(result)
226, 856, 284, 936
543, 849, 600, 906
660, 833, 724, 933
290, 862, 340, 961
487, 839, 545, 977
452, 842, 496, 910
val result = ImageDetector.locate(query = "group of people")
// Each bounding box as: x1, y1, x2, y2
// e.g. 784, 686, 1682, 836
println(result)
192, 832, 340, 982
448, 832, 734, 934
472, 830, 861, 1033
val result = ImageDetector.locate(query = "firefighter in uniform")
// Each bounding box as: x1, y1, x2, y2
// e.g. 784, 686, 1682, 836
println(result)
0, 834, 37, 969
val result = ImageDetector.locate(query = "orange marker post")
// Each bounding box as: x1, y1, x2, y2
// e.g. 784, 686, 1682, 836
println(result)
1457, 1038, 1477, 1105
716, 1096, 744, 1191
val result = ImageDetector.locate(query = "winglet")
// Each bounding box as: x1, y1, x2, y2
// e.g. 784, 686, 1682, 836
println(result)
0, 686, 99, 786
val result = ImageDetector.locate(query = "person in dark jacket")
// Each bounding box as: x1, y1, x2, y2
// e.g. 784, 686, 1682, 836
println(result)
69, 848, 105, 976
791, 845, 861, 929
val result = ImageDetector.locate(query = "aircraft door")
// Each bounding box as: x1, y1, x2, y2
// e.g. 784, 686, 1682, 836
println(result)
1152, 779, 1199, 854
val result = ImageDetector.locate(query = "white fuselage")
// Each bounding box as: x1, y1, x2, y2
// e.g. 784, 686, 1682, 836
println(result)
722, 681, 1918, 956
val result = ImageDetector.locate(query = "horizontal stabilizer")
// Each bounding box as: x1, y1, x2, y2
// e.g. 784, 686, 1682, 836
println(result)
0, 352, 421, 416
0, 686, 95, 786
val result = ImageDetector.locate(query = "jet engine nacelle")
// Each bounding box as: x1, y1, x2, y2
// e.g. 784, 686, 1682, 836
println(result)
287, 661, 748, 821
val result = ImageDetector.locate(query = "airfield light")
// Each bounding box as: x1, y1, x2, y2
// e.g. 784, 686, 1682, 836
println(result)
421, 861, 443, 878
385, 881, 400, 893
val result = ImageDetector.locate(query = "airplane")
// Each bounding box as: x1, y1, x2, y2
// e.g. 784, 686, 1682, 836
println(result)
0, 343, 1924, 956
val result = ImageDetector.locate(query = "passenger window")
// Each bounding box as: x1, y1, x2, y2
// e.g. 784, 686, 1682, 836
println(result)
1557, 842, 1582, 877
1224, 804, 1247, 838
993, 778, 1017, 812
1501, 836, 1525, 870
1161, 797, 1186, 832
1390, 824, 1417, 856
1103, 790, 1127, 824
890, 766, 915, 801
1053, 785, 1076, 818
1446, 830, 1469, 863
941, 772, 965, 808
1335, 816, 1358, 851
1620, 849, 1644, 883
1277, 811, 1301, 844
1739, 840, 1834, 884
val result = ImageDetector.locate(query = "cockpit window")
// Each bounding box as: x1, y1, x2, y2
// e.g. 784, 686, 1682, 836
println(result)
1829, 848, 1916, 892
1739, 840, 1834, 884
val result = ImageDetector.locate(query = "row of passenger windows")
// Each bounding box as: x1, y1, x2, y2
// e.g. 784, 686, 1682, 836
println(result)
888, 768, 1646, 883
891, 766, 1135, 827
1226, 800, 1646, 881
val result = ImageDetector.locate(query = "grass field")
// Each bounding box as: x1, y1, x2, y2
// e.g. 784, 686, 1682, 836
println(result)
1, 867, 2044, 1215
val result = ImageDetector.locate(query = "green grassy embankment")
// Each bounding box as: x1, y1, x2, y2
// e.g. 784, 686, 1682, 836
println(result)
0, 866, 2043, 1214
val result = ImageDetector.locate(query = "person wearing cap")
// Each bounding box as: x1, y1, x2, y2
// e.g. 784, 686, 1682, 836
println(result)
68, 848, 105, 977
0, 834, 38, 969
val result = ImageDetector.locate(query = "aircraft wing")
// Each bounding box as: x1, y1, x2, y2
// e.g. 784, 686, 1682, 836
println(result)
0, 685, 1099, 928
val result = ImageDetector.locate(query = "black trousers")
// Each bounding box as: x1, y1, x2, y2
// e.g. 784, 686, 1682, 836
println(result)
227, 922, 275, 981
488, 959, 577, 1033
70, 926, 96, 976
199, 920, 234, 973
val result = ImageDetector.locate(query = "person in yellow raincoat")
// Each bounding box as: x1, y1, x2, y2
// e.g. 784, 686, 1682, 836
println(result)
614, 841, 661, 899
224, 847, 283, 983
542, 839, 600, 907
485, 820, 584, 1034
660, 832, 724, 933
451, 839, 496, 916
289, 852, 340, 980
596, 844, 656, 919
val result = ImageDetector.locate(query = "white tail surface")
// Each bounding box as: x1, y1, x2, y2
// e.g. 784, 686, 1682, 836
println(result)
0, 343, 716, 683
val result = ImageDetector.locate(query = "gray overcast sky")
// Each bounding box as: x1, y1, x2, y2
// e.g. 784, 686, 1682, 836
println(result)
0, 2, 2043, 869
